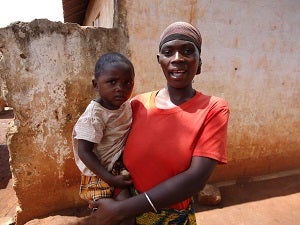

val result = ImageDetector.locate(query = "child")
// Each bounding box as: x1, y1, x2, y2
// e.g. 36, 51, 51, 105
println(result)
72, 52, 135, 224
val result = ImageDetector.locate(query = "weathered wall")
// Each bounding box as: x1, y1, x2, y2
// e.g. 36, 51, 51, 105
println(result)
0, 16, 129, 224
123, 0, 300, 181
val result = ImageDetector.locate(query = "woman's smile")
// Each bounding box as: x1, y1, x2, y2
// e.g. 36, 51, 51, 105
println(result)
170, 70, 186, 79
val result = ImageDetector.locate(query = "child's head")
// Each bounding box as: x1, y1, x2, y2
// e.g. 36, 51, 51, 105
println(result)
157, 22, 202, 89
92, 52, 135, 110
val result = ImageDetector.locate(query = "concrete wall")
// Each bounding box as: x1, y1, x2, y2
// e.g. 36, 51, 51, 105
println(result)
122, 0, 300, 181
0, 0, 299, 223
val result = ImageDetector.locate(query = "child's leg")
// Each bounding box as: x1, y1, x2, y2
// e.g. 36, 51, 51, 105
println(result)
115, 189, 135, 225
79, 175, 114, 211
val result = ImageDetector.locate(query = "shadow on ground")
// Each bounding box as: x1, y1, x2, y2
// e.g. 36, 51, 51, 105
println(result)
196, 173, 300, 212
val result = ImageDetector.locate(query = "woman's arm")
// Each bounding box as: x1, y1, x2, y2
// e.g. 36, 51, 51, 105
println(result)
145, 156, 217, 208
86, 156, 217, 224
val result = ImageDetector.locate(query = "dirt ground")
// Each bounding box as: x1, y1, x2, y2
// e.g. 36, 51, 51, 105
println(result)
0, 108, 300, 225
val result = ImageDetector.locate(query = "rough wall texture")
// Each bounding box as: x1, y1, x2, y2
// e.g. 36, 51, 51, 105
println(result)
0, 17, 129, 224
123, 0, 300, 181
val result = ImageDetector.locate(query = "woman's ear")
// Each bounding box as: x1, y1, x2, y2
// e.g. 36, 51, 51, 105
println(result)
157, 54, 160, 64
196, 58, 202, 75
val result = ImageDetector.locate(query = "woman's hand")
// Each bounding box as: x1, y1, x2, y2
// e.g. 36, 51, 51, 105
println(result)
89, 198, 124, 225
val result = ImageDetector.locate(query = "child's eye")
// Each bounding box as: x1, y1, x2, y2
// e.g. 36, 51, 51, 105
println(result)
109, 80, 116, 85
124, 80, 133, 87
127, 81, 134, 86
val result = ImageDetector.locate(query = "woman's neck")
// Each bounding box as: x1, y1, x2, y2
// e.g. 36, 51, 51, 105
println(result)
155, 86, 195, 109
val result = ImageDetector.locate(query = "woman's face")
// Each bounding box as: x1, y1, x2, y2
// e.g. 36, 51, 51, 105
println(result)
157, 39, 201, 89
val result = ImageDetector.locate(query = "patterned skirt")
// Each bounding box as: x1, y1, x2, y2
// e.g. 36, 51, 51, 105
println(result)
132, 188, 197, 225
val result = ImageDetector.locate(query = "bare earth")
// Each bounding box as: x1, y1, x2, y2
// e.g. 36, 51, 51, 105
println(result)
0, 108, 299, 225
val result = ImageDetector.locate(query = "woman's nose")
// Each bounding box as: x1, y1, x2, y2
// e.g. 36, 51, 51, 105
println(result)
173, 51, 184, 62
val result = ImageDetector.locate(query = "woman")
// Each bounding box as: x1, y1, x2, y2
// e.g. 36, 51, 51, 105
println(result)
88, 21, 229, 225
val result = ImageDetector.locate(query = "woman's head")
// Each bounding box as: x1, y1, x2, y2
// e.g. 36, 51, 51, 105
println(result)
159, 21, 202, 56
92, 52, 135, 110
157, 22, 202, 89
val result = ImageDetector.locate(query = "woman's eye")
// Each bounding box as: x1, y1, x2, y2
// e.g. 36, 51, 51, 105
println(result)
162, 49, 172, 56
183, 48, 194, 55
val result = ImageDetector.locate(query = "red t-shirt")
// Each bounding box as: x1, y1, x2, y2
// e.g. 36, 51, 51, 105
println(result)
124, 91, 229, 210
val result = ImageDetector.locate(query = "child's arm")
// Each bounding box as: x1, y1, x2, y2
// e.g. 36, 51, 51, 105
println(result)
77, 139, 132, 188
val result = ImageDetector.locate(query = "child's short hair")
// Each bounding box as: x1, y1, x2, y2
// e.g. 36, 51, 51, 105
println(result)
94, 52, 134, 79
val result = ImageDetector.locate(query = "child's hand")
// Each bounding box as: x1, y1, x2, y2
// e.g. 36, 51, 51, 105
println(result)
111, 173, 132, 188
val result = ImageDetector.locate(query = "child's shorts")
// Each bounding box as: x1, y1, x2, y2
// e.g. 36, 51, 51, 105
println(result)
79, 160, 126, 201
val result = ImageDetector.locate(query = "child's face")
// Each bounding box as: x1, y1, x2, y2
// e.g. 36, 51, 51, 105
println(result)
157, 39, 201, 89
93, 63, 134, 110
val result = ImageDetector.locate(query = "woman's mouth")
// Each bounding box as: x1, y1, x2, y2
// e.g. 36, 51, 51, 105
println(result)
170, 70, 186, 79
